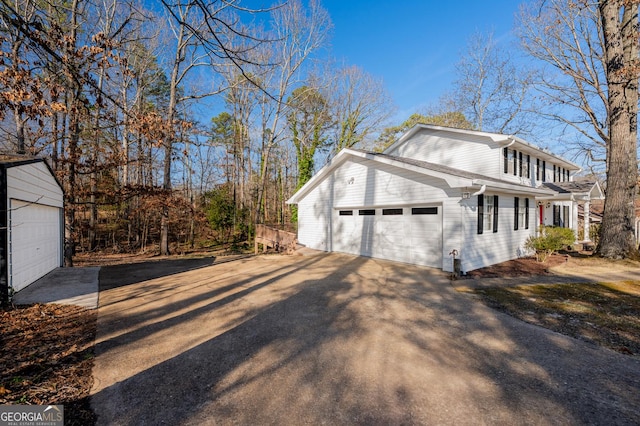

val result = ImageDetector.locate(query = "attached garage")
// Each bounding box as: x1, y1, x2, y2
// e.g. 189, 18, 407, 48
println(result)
0, 157, 64, 304
333, 206, 442, 268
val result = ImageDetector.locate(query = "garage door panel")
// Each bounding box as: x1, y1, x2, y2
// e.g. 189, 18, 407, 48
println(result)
10, 200, 61, 292
409, 211, 441, 267
373, 216, 408, 262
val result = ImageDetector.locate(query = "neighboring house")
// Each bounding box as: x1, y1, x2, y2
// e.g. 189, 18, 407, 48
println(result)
287, 125, 603, 273
0, 156, 64, 304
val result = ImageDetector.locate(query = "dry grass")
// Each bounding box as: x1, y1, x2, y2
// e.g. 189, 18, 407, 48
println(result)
472, 281, 640, 356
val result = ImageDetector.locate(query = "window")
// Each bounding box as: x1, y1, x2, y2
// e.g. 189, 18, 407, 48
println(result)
478, 195, 498, 234
515, 197, 527, 230
382, 208, 403, 215
553, 204, 570, 227
412, 207, 438, 215
339, 210, 353, 216
566, 169, 570, 181
504, 149, 516, 175
503, 148, 509, 174
358, 209, 375, 215
520, 153, 531, 178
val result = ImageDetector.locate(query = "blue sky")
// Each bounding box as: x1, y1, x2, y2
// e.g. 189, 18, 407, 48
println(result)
322, 0, 522, 120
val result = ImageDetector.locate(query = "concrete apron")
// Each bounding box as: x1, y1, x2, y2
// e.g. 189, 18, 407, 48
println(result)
12, 266, 100, 309
90, 253, 640, 425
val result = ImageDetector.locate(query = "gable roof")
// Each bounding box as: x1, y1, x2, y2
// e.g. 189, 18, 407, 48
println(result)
384, 124, 582, 171
287, 148, 555, 204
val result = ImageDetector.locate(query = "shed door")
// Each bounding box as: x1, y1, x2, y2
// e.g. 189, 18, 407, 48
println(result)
9, 200, 62, 292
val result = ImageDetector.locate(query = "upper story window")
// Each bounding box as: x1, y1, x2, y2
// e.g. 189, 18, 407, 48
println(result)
522, 154, 530, 178
504, 149, 530, 178
503, 148, 517, 175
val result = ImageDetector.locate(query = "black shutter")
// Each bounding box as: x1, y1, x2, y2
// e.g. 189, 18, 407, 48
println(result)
542, 161, 546, 182
536, 158, 540, 181
519, 152, 523, 177
493, 195, 499, 233
514, 197, 519, 230
527, 155, 531, 178
477, 195, 484, 234
525, 198, 530, 229
553, 164, 556, 182
513, 151, 517, 175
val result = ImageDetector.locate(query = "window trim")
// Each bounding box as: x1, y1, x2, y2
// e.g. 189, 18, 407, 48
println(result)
478, 195, 498, 234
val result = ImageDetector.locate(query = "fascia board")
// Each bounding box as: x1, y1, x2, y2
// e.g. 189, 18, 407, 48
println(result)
472, 179, 557, 196
499, 136, 582, 171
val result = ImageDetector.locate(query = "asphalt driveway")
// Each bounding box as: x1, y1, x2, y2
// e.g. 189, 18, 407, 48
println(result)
91, 253, 640, 425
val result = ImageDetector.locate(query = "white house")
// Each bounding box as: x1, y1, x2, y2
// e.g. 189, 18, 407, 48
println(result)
287, 125, 603, 273
0, 156, 64, 304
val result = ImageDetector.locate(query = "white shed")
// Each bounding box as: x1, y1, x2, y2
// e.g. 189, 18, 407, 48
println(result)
0, 157, 64, 303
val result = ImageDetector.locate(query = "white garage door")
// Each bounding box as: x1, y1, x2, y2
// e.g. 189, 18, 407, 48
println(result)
333, 206, 442, 268
10, 199, 62, 292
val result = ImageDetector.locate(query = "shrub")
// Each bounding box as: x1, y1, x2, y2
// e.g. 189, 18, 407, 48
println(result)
525, 226, 576, 262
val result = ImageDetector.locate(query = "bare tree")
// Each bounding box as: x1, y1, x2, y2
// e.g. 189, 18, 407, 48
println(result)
329, 65, 394, 154
453, 30, 535, 135
518, 0, 639, 259
598, 0, 639, 258
252, 0, 331, 224
517, 1, 608, 167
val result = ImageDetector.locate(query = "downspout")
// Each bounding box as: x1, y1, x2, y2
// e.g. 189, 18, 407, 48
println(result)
472, 185, 487, 197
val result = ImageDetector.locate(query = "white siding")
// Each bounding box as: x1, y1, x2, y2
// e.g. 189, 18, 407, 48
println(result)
7, 162, 63, 208
332, 158, 452, 208
461, 194, 536, 272
296, 157, 464, 270
297, 174, 333, 251
387, 129, 500, 178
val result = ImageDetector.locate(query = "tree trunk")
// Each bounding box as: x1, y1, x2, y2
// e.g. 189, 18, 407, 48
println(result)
597, 0, 639, 259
